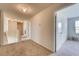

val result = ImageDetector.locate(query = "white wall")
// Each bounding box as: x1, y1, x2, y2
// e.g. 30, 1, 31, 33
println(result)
3, 12, 18, 45
31, 6, 55, 51
56, 13, 67, 51
23, 20, 31, 39
8, 20, 18, 44
3, 13, 8, 32
23, 20, 29, 36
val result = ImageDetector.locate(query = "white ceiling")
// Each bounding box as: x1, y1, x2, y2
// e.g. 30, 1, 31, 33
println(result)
0, 3, 74, 20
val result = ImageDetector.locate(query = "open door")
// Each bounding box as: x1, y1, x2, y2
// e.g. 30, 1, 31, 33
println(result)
17, 22, 23, 41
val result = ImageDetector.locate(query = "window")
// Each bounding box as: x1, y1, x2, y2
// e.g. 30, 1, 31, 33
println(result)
75, 20, 79, 33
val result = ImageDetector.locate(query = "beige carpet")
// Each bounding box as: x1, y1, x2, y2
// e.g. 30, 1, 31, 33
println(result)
0, 40, 52, 56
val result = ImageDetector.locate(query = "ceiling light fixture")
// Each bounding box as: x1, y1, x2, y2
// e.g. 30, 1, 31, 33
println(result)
17, 5, 32, 13
23, 8, 27, 12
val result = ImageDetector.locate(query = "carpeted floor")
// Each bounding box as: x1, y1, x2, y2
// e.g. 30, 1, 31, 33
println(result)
55, 40, 79, 56
0, 40, 52, 56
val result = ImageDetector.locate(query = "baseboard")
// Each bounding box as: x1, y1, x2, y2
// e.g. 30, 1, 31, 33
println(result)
31, 40, 53, 53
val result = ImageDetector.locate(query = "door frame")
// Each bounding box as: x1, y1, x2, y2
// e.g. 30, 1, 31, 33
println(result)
54, 13, 57, 52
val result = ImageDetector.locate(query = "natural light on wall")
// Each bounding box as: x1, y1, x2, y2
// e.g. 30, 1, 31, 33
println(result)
58, 22, 62, 33
75, 20, 79, 34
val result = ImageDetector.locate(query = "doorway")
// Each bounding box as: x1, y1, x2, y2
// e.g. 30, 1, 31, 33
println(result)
17, 22, 23, 41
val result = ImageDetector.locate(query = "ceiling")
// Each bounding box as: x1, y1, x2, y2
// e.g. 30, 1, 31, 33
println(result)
0, 3, 74, 20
